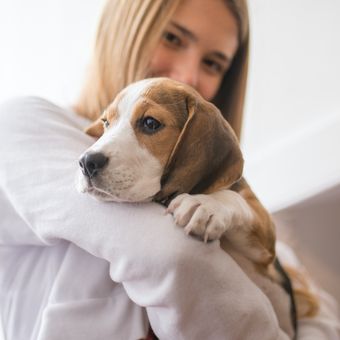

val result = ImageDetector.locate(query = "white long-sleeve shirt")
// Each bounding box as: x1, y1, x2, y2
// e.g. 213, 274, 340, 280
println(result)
0, 97, 338, 340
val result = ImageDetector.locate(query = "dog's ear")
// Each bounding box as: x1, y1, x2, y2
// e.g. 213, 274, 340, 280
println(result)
155, 96, 243, 202
85, 113, 105, 138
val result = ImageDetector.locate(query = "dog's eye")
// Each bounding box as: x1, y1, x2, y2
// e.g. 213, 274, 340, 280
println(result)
101, 118, 110, 129
142, 116, 162, 134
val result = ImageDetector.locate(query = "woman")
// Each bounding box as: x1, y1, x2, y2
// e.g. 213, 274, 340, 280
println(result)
75, 0, 247, 139
0, 0, 338, 339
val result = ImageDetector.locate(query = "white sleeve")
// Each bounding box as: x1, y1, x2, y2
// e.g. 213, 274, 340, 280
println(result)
0, 97, 288, 340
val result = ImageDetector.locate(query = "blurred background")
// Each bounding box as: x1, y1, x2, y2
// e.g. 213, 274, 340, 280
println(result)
0, 0, 339, 302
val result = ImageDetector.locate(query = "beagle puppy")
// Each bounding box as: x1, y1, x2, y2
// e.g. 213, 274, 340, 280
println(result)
76, 77, 318, 339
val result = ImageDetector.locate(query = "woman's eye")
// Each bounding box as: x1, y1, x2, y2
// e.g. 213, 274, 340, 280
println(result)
203, 59, 225, 75
163, 31, 182, 47
141, 116, 162, 134
101, 118, 110, 129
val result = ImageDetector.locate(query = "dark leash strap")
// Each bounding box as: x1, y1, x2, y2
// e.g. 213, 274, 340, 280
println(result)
140, 325, 158, 340
274, 257, 298, 339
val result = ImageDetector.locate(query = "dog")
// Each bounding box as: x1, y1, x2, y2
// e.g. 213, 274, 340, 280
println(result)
76, 77, 318, 339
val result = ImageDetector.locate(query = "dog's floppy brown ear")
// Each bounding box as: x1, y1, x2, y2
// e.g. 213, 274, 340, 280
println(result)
155, 96, 244, 202
85, 113, 105, 138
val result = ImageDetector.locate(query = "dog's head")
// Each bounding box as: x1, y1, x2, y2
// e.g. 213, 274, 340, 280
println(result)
77, 78, 243, 203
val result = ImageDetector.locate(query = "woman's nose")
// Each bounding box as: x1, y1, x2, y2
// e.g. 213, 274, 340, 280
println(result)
168, 59, 199, 89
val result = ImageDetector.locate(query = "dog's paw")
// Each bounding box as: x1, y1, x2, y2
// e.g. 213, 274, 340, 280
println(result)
167, 193, 233, 242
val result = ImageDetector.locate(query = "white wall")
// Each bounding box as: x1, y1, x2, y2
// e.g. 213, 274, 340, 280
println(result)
0, 0, 105, 107
243, 0, 340, 209
244, 0, 340, 154
0, 0, 339, 210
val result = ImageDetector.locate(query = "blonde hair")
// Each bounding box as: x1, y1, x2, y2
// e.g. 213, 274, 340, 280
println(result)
214, 0, 249, 139
75, 0, 249, 139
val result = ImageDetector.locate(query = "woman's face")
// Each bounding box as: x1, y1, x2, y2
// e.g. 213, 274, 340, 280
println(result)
149, 0, 239, 101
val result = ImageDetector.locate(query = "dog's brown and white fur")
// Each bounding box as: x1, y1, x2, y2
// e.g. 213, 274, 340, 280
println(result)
77, 77, 318, 338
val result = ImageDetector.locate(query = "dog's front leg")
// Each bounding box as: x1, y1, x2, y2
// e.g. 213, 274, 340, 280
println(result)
167, 190, 253, 242
167, 183, 275, 265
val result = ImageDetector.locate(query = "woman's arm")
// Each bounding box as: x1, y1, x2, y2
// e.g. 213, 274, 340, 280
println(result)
0, 97, 288, 339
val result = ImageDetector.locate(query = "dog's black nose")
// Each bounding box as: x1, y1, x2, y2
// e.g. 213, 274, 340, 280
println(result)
79, 152, 108, 178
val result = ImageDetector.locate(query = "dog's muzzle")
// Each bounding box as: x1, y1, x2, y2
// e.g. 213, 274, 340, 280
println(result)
79, 152, 108, 178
